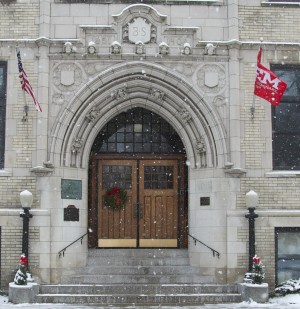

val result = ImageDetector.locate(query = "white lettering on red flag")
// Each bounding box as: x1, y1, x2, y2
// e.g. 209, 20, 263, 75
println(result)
254, 47, 287, 107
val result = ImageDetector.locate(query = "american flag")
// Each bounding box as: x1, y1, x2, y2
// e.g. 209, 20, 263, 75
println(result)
16, 46, 42, 112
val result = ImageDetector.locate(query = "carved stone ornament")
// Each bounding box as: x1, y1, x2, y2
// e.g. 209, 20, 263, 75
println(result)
135, 41, 145, 54
196, 138, 206, 154
85, 107, 99, 123
195, 138, 207, 168
204, 43, 216, 55
53, 63, 83, 92
179, 108, 192, 124
123, 17, 157, 44
197, 64, 226, 94
111, 41, 122, 54
159, 42, 169, 55
129, 17, 151, 43
150, 88, 164, 102
72, 138, 83, 153
52, 93, 65, 105
112, 87, 128, 100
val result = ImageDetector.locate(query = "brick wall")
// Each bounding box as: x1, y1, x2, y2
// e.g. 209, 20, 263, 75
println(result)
239, 6, 300, 42
0, 2, 39, 39
237, 178, 300, 210
0, 225, 40, 289
0, 177, 38, 208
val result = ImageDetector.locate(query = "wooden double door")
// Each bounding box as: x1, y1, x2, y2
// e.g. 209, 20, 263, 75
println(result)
89, 157, 187, 248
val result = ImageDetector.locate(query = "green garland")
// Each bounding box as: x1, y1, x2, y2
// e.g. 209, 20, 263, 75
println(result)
104, 187, 127, 210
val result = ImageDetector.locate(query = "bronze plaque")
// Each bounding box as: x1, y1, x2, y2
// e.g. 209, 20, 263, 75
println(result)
61, 179, 82, 200
64, 205, 79, 222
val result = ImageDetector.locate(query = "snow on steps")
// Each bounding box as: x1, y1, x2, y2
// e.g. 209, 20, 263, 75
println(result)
35, 249, 241, 305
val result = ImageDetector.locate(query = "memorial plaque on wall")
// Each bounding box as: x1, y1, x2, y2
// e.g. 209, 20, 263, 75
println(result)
64, 205, 79, 222
61, 179, 82, 200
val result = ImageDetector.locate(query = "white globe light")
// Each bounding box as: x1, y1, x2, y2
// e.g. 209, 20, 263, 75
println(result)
20, 190, 33, 208
245, 190, 258, 209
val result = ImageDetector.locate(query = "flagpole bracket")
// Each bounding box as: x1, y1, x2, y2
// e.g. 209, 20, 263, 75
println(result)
22, 105, 29, 122
250, 106, 255, 119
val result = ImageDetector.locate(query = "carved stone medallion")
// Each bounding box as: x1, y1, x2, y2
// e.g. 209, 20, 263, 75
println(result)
197, 64, 226, 94
53, 63, 83, 92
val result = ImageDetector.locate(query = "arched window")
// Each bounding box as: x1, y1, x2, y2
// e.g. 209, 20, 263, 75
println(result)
92, 108, 185, 154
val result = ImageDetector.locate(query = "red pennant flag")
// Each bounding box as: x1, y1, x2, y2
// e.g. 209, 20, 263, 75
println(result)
254, 47, 287, 107
16, 46, 42, 112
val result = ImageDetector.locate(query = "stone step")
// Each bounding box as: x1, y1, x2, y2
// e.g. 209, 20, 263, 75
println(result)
87, 249, 190, 266
72, 265, 205, 275
39, 284, 239, 295
63, 274, 214, 284
36, 249, 241, 306
35, 292, 241, 305
87, 248, 188, 258
87, 257, 191, 266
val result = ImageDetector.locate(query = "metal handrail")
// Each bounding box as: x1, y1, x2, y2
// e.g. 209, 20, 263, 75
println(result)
188, 233, 220, 258
58, 231, 88, 258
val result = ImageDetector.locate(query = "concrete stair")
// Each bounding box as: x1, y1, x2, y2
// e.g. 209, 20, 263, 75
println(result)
35, 249, 241, 306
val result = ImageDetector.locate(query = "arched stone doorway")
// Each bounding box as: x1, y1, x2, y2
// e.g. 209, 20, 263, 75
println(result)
88, 108, 188, 248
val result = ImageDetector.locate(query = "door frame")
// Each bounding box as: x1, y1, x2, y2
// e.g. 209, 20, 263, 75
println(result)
88, 153, 188, 248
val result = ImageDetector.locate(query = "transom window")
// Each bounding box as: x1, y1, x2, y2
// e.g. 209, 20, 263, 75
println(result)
92, 108, 185, 154
271, 65, 300, 170
0, 62, 7, 169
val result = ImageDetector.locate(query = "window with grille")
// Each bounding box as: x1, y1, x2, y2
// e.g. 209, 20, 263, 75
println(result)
271, 65, 300, 170
0, 62, 7, 169
92, 108, 185, 155
275, 227, 300, 285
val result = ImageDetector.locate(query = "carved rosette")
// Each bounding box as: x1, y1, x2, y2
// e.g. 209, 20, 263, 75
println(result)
197, 64, 226, 94
53, 63, 83, 92
150, 88, 164, 102
112, 87, 128, 101
52, 93, 66, 105
85, 107, 100, 123
179, 108, 192, 124
163, 62, 195, 77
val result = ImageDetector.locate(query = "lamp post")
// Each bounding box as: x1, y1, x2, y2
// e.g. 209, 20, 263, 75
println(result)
245, 190, 258, 272
20, 190, 33, 268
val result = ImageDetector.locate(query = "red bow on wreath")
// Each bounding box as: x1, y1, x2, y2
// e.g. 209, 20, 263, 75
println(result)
104, 187, 127, 210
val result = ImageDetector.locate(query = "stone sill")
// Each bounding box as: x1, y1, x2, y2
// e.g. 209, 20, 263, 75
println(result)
261, 1, 300, 7
265, 171, 300, 178
0, 170, 12, 177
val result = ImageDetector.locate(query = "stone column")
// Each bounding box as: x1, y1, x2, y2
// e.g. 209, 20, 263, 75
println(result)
34, 0, 51, 166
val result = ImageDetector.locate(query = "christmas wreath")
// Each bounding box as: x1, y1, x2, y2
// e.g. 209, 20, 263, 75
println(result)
104, 187, 127, 210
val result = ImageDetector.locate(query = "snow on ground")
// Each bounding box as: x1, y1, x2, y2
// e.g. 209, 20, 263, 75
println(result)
0, 294, 300, 309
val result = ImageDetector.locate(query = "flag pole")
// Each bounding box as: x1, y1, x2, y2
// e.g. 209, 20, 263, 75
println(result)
251, 95, 256, 120
22, 89, 29, 122
251, 39, 263, 120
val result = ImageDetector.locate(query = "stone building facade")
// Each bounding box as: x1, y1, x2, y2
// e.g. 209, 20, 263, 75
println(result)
0, 0, 300, 292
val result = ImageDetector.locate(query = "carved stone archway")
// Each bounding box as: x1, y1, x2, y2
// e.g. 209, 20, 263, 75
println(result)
49, 61, 227, 170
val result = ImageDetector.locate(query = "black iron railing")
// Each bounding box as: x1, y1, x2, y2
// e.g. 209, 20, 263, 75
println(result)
58, 231, 88, 258
188, 233, 220, 258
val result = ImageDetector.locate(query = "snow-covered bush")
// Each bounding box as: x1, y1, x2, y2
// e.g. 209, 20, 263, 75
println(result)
13, 254, 28, 285
275, 279, 300, 296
